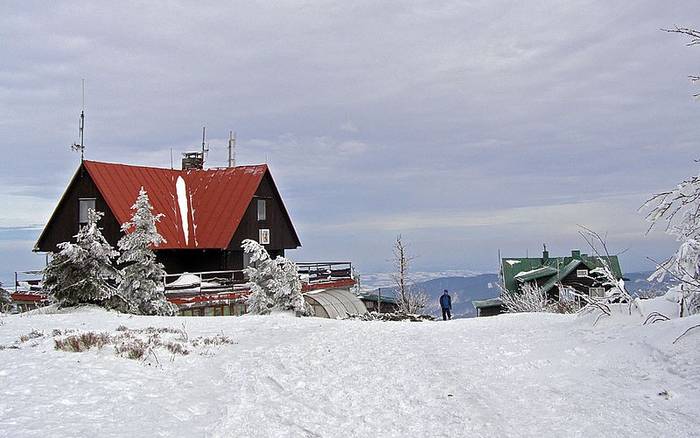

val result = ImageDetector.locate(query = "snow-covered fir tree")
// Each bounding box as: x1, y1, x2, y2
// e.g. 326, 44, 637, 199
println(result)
242, 239, 309, 315
643, 170, 700, 316
43, 209, 119, 307
117, 188, 177, 316
0, 283, 12, 313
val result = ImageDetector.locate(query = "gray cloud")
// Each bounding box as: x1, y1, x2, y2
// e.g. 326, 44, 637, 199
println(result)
1, 1, 698, 282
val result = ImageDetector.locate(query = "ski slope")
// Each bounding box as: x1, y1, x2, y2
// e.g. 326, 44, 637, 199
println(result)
0, 307, 698, 437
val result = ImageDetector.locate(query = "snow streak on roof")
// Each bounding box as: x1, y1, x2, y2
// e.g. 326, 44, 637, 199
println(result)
83, 160, 267, 250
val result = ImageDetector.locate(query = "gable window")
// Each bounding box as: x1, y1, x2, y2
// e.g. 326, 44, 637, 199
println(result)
259, 228, 270, 245
257, 199, 267, 221
576, 269, 589, 278
79, 198, 96, 225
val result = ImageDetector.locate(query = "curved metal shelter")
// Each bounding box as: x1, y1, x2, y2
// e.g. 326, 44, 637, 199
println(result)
305, 288, 367, 319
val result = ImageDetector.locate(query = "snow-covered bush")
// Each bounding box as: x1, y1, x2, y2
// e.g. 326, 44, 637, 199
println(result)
43, 209, 120, 307
242, 239, 309, 315
642, 171, 700, 316
116, 188, 177, 316
500, 282, 550, 313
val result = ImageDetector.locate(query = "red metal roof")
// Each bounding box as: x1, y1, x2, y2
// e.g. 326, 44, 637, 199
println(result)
301, 278, 356, 292
83, 161, 268, 249
11, 293, 49, 303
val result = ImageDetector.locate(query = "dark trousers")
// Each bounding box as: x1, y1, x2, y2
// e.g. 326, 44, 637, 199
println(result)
442, 308, 451, 320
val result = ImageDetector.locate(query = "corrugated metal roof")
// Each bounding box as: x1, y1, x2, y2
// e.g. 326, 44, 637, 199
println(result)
540, 260, 582, 293
83, 160, 267, 250
305, 288, 367, 319
514, 266, 558, 282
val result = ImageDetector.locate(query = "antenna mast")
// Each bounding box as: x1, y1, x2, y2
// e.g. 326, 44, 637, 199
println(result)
228, 130, 236, 167
201, 126, 208, 168
71, 79, 86, 160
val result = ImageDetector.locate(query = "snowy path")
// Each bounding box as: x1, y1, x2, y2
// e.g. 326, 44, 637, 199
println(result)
0, 309, 698, 437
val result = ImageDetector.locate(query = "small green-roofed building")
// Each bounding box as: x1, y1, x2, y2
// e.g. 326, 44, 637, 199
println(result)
358, 293, 398, 314
501, 247, 623, 302
472, 298, 504, 317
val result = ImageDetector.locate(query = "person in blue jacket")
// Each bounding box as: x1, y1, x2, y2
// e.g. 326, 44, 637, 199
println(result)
440, 289, 452, 320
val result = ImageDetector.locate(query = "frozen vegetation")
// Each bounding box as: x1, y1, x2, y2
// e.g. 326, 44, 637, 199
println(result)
0, 299, 698, 437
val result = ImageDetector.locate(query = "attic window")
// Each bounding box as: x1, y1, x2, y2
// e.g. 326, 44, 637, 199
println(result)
257, 199, 266, 221
259, 228, 270, 245
79, 198, 96, 225
576, 269, 589, 278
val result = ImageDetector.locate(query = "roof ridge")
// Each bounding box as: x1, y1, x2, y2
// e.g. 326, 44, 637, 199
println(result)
84, 160, 267, 173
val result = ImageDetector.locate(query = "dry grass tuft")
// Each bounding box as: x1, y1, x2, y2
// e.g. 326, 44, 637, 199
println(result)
54, 332, 111, 352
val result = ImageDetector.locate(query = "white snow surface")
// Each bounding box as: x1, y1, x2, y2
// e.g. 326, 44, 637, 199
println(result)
1, 308, 699, 437
175, 176, 189, 246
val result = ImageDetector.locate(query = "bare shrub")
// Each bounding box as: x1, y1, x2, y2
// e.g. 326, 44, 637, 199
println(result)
54, 332, 111, 352
164, 342, 189, 356
192, 333, 234, 347
51, 325, 231, 362
19, 330, 44, 343
114, 338, 148, 360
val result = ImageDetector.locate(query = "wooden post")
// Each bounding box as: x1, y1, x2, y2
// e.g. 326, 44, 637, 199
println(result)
378, 288, 381, 314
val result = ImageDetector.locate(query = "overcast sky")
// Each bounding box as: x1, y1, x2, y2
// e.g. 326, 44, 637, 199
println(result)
1, 1, 699, 283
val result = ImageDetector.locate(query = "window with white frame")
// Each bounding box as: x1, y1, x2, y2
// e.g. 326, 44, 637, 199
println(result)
79, 198, 96, 225
576, 269, 589, 278
259, 228, 270, 245
257, 199, 267, 221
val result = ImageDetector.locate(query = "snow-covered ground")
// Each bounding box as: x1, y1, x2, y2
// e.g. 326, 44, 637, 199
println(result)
0, 307, 698, 437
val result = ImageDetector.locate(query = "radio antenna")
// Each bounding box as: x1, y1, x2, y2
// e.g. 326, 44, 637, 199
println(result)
228, 130, 236, 167
70, 79, 86, 160
201, 126, 209, 168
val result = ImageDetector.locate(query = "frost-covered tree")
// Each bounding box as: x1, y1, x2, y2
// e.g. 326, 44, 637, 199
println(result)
500, 282, 549, 313
242, 239, 309, 315
0, 283, 12, 313
662, 26, 700, 97
43, 209, 119, 307
391, 235, 428, 314
117, 188, 177, 316
642, 171, 700, 316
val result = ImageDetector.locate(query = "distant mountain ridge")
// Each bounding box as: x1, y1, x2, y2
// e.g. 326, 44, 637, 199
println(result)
361, 270, 676, 318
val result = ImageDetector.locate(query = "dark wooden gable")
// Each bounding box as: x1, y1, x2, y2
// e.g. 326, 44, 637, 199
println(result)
35, 163, 122, 252
228, 169, 302, 251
